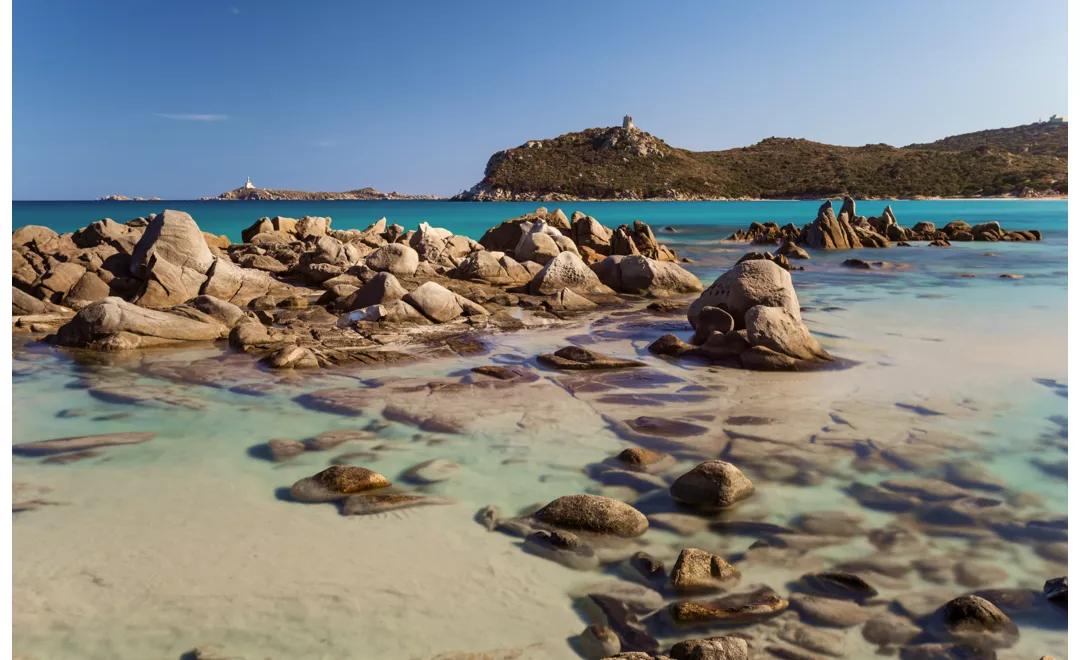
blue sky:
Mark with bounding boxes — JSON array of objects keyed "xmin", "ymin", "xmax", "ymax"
[{"xmin": 14, "ymin": 0, "xmax": 1068, "ymax": 200}]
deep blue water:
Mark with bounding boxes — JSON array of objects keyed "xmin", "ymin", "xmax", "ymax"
[{"xmin": 12, "ymin": 199, "xmax": 1068, "ymax": 243}]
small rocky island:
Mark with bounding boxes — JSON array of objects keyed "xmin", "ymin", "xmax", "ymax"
[
  {"xmin": 206, "ymin": 178, "xmax": 441, "ymax": 201},
  {"xmin": 727, "ymin": 197, "xmax": 1043, "ymax": 258}
]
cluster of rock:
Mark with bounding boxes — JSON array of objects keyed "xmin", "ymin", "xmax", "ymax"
[
  {"xmin": 470, "ymin": 441, "xmax": 1064, "ymax": 660},
  {"xmin": 13, "ymin": 207, "xmax": 701, "ymax": 365},
  {"xmin": 728, "ymin": 197, "xmax": 1043, "ymax": 250},
  {"xmin": 479, "ymin": 207, "xmax": 680, "ymax": 265},
  {"xmin": 648, "ymin": 260, "xmax": 833, "ymax": 371}
]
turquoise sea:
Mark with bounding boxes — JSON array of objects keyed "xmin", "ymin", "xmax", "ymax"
[
  {"xmin": 12, "ymin": 199, "xmax": 1070, "ymax": 659},
  {"xmin": 12, "ymin": 198, "xmax": 1068, "ymax": 242}
]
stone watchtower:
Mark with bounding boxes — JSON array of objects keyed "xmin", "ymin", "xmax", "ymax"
[{"xmin": 622, "ymin": 115, "xmax": 634, "ymax": 130}]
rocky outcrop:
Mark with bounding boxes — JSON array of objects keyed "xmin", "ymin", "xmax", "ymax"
[
  {"xmin": 478, "ymin": 207, "xmax": 570, "ymax": 252},
  {"xmin": 571, "ymin": 213, "xmax": 614, "ymax": 254},
  {"xmin": 727, "ymin": 199, "xmax": 1043, "ymax": 250},
  {"xmin": 802, "ymin": 201, "xmax": 862, "ymax": 249}
]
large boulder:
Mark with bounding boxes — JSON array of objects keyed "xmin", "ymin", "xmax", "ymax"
[
  {"xmin": 593, "ymin": 255, "xmax": 702, "ymax": 297},
  {"xmin": 687, "ymin": 260, "xmax": 801, "ymax": 330},
  {"xmin": 200, "ymin": 257, "xmax": 278, "ymax": 307},
  {"xmin": 295, "ymin": 216, "xmax": 331, "ymax": 238},
  {"xmin": 172, "ymin": 295, "xmax": 247, "ymax": 328},
  {"xmin": 72, "ymin": 218, "xmax": 144, "ymax": 254},
  {"xmin": 409, "ymin": 222, "xmax": 474, "ymax": 266},
  {"xmin": 32, "ymin": 262, "xmax": 87, "ymax": 303},
  {"xmin": 514, "ymin": 219, "xmax": 575, "ymax": 264},
  {"xmin": 479, "ymin": 208, "xmax": 570, "ymax": 253},
  {"xmin": 745, "ymin": 305, "xmax": 829, "ymax": 362},
  {"xmin": 13, "ymin": 286, "xmax": 67, "ymax": 316},
  {"xmin": 12, "ymin": 225, "xmax": 59, "ymax": 252},
  {"xmin": 342, "ymin": 272, "xmax": 409, "ymax": 311},
  {"xmin": 570, "ymin": 215, "xmax": 614, "ymax": 254},
  {"xmin": 130, "ymin": 210, "xmax": 215, "ymax": 278},
  {"xmin": 365, "ymin": 243, "xmax": 419, "ymax": 277},
  {"xmin": 131, "ymin": 254, "xmax": 208, "ymax": 308},
  {"xmin": 452, "ymin": 251, "xmax": 533, "ymax": 286},
  {"xmin": 403, "ymin": 281, "xmax": 464, "ymax": 323},
  {"xmin": 63, "ymin": 271, "xmax": 112, "ymax": 305},
  {"xmin": 533, "ymin": 494, "xmax": 648, "ymax": 537},
  {"xmin": 307, "ymin": 235, "xmax": 365, "ymax": 266},
  {"xmin": 54, "ymin": 297, "xmax": 224, "ymax": 350},
  {"xmin": 529, "ymin": 252, "xmax": 615, "ymax": 296},
  {"xmin": 515, "ymin": 228, "xmax": 561, "ymax": 265},
  {"xmin": 802, "ymin": 201, "xmax": 862, "ymax": 249},
  {"xmin": 241, "ymin": 216, "xmax": 298, "ymax": 243}
]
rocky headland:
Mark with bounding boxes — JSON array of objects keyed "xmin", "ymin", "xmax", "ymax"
[{"xmin": 452, "ymin": 121, "xmax": 1067, "ymax": 201}]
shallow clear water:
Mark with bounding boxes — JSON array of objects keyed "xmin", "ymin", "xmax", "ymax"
[{"xmin": 12, "ymin": 201, "xmax": 1068, "ymax": 659}]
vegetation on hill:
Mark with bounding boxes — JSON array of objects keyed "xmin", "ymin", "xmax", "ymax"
[
  {"xmin": 454, "ymin": 124, "xmax": 1067, "ymax": 201},
  {"xmin": 905, "ymin": 121, "xmax": 1068, "ymax": 158}
]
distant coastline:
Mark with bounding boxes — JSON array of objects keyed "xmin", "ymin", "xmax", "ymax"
[{"xmin": 202, "ymin": 185, "xmax": 442, "ymax": 201}]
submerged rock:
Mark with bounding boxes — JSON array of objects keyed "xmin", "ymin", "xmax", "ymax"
[
  {"xmin": 340, "ymin": 493, "xmax": 454, "ymax": 516},
  {"xmin": 524, "ymin": 529, "xmax": 599, "ymax": 570},
  {"xmin": 863, "ymin": 612, "xmax": 922, "ymax": 647},
  {"xmin": 533, "ymin": 494, "xmax": 648, "ymax": 537},
  {"xmin": 267, "ymin": 438, "xmax": 305, "ymax": 462},
  {"xmin": 13, "ymin": 431, "xmax": 155, "ymax": 456},
  {"xmin": 668, "ymin": 636, "xmax": 748, "ymax": 660},
  {"xmin": 401, "ymin": 458, "xmax": 460, "ymax": 484},
  {"xmin": 670, "ymin": 548, "xmax": 740, "ymax": 595},
  {"xmin": 537, "ymin": 346, "xmax": 645, "ymax": 370},
  {"xmin": 579, "ymin": 624, "xmax": 621, "ymax": 659},
  {"xmin": 289, "ymin": 466, "xmax": 390, "ymax": 502},
  {"xmin": 608, "ymin": 447, "xmax": 675, "ymax": 474},
  {"xmin": 788, "ymin": 593, "xmax": 871, "ymax": 628},
  {"xmin": 669, "ymin": 586, "xmax": 788, "ymax": 625},
  {"xmin": 648, "ymin": 333, "xmax": 696, "ymax": 357},
  {"xmin": 799, "ymin": 571, "xmax": 878, "ymax": 602},
  {"xmin": 928, "ymin": 595, "xmax": 1018, "ymax": 648},
  {"xmin": 670, "ymin": 461, "xmax": 754, "ymax": 509},
  {"xmin": 1044, "ymin": 576, "xmax": 1067, "ymax": 608}
]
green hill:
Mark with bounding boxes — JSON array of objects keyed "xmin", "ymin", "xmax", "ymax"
[
  {"xmin": 906, "ymin": 121, "xmax": 1068, "ymax": 158},
  {"xmin": 453, "ymin": 123, "xmax": 1067, "ymax": 201}
]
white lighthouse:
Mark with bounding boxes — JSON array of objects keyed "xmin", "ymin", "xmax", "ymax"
[{"xmin": 244, "ymin": 176, "xmax": 255, "ymax": 190}]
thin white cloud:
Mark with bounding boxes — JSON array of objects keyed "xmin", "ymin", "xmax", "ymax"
[
  {"xmin": 154, "ymin": 113, "xmax": 229, "ymax": 122},
  {"xmin": 230, "ymin": 6, "xmax": 240, "ymax": 14}
]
